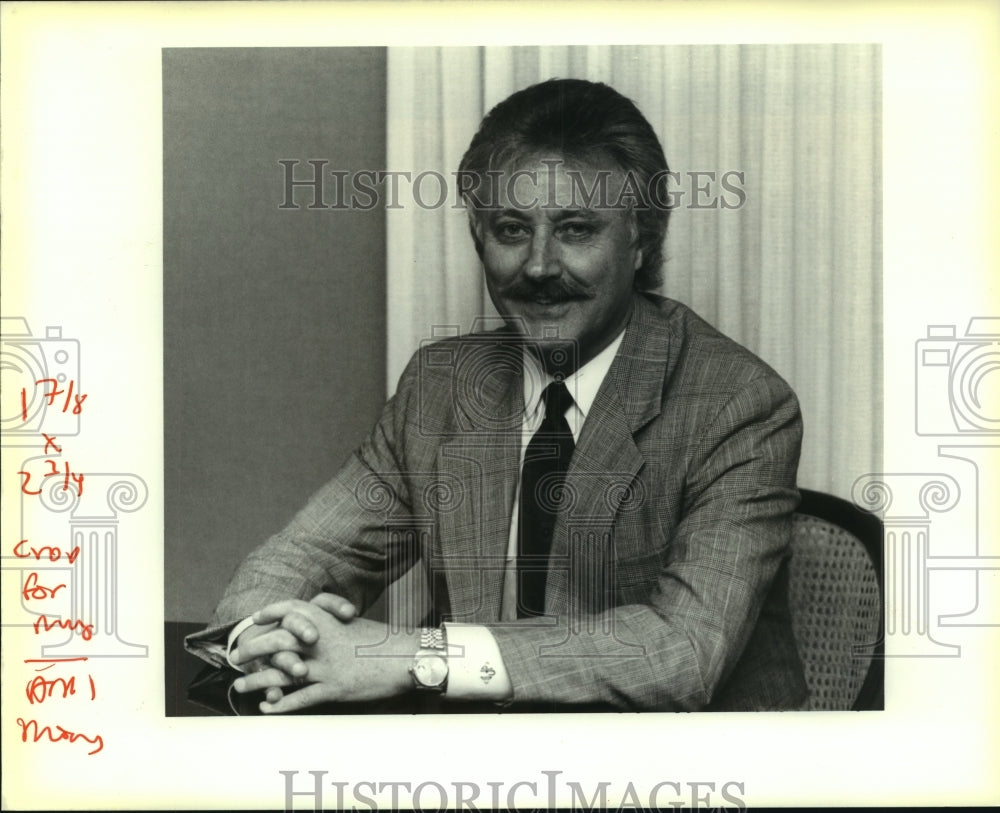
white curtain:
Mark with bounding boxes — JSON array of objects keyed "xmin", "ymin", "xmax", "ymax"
[{"xmin": 386, "ymin": 45, "xmax": 881, "ymax": 501}]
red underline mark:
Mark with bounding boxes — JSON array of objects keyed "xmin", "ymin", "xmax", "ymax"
[{"xmin": 24, "ymin": 657, "xmax": 89, "ymax": 663}]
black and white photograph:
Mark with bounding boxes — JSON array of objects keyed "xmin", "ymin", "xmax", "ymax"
[{"xmin": 164, "ymin": 45, "xmax": 883, "ymax": 718}]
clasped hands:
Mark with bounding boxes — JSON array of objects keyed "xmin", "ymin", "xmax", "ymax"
[{"xmin": 230, "ymin": 593, "xmax": 418, "ymax": 713}]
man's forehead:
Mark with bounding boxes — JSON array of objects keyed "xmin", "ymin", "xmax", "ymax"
[{"xmin": 487, "ymin": 154, "xmax": 632, "ymax": 213}]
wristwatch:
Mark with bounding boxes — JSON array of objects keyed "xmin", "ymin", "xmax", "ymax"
[{"xmin": 409, "ymin": 627, "xmax": 449, "ymax": 692}]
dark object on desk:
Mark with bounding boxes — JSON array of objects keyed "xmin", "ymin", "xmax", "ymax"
[
  {"xmin": 166, "ymin": 621, "xmax": 229, "ymax": 716},
  {"xmin": 186, "ymin": 662, "xmax": 242, "ymax": 715},
  {"xmin": 789, "ymin": 488, "xmax": 885, "ymax": 711}
]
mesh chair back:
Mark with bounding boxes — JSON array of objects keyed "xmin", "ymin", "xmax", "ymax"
[{"xmin": 789, "ymin": 494, "xmax": 883, "ymax": 711}]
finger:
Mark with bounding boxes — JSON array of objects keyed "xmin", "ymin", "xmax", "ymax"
[
  {"xmin": 235, "ymin": 620, "xmax": 277, "ymax": 647},
  {"xmin": 232, "ymin": 629, "xmax": 303, "ymax": 664},
  {"xmin": 271, "ymin": 649, "xmax": 309, "ymax": 678},
  {"xmin": 310, "ymin": 592, "xmax": 357, "ymax": 620},
  {"xmin": 233, "ymin": 668, "xmax": 294, "ymax": 694},
  {"xmin": 279, "ymin": 611, "xmax": 319, "ymax": 646},
  {"xmin": 260, "ymin": 683, "xmax": 329, "ymax": 715},
  {"xmin": 265, "ymin": 687, "xmax": 284, "ymax": 704},
  {"xmin": 238, "ymin": 655, "xmax": 273, "ymax": 675},
  {"xmin": 252, "ymin": 599, "xmax": 314, "ymax": 626}
]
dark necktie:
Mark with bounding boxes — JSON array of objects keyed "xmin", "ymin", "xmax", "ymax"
[{"xmin": 517, "ymin": 380, "xmax": 576, "ymax": 617}]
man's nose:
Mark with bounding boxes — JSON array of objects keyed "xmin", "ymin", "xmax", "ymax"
[{"xmin": 523, "ymin": 230, "xmax": 560, "ymax": 279}]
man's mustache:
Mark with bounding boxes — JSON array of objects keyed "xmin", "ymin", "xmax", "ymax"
[{"xmin": 500, "ymin": 276, "xmax": 595, "ymax": 303}]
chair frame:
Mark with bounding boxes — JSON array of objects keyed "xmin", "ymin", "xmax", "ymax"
[{"xmin": 796, "ymin": 488, "xmax": 885, "ymax": 711}]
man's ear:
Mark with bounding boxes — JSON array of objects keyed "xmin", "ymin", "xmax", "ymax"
[{"xmin": 628, "ymin": 216, "xmax": 642, "ymax": 270}]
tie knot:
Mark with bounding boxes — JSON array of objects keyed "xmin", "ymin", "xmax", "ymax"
[{"xmin": 542, "ymin": 380, "xmax": 574, "ymax": 422}]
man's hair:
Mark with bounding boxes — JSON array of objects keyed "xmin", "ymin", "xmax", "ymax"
[{"xmin": 458, "ymin": 78, "xmax": 670, "ymax": 291}]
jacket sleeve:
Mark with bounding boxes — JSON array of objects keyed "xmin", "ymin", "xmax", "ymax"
[
  {"xmin": 185, "ymin": 358, "xmax": 426, "ymax": 665},
  {"xmin": 486, "ymin": 372, "xmax": 803, "ymax": 710}
]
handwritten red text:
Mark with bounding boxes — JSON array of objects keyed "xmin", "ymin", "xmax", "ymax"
[
  {"xmin": 21, "ymin": 572, "xmax": 67, "ymax": 601},
  {"xmin": 21, "ymin": 378, "xmax": 88, "ymax": 420},
  {"xmin": 13, "ymin": 539, "xmax": 81, "ymax": 564},
  {"xmin": 26, "ymin": 673, "xmax": 97, "ymax": 704},
  {"xmin": 19, "ymin": 455, "xmax": 85, "ymax": 497},
  {"xmin": 33, "ymin": 614, "xmax": 94, "ymax": 640},
  {"xmin": 16, "ymin": 717, "xmax": 104, "ymax": 755}
]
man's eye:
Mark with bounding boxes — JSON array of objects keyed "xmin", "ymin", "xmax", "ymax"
[
  {"xmin": 496, "ymin": 223, "xmax": 528, "ymax": 240},
  {"xmin": 559, "ymin": 222, "xmax": 595, "ymax": 238}
]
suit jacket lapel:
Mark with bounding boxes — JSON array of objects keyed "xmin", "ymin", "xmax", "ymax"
[
  {"xmin": 434, "ymin": 333, "xmax": 523, "ymax": 623},
  {"xmin": 606, "ymin": 294, "xmax": 676, "ymax": 435},
  {"xmin": 546, "ymin": 294, "xmax": 675, "ymax": 614}
]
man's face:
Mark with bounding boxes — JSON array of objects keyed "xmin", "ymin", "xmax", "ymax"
[{"xmin": 471, "ymin": 155, "xmax": 642, "ymax": 371}]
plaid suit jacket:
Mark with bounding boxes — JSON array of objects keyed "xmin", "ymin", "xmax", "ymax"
[{"xmin": 190, "ymin": 293, "xmax": 807, "ymax": 711}]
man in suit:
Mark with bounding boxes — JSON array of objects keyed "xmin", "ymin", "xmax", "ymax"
[{"xmin": 187, "ymin": 78, "xmax": 807, "ymax": 712}]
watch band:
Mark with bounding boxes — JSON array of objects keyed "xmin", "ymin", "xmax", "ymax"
[{"xmin": 420, "ymin": 627, "xmax": 446, "ymax": 651}]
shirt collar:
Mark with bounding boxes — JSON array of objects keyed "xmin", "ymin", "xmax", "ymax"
[{"xmin": 521, "ymin": 328, "xmax": 626, "ymax": 422}]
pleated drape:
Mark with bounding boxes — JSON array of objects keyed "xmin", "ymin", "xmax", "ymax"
[{"xmin": 386, "ymin": 45, "xmax": 881, "ymax": 500}]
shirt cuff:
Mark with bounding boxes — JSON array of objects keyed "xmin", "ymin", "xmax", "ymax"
[
  {"xmin": 443, "ymin": 623, "xmax": 512, "ymax": 700},
  {"xmin": 226, "ymin": 616, "xmax": 257, "ymax": 672}
]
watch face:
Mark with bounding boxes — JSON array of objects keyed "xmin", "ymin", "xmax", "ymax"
[{"xmin": 413, "ymin": 653, "xmax": 448, "ymax": 688}]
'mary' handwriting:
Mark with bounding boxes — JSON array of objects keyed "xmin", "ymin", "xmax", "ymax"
[{"xmin": 16, "ymin": 717, "xmax": 104, "ymax": 755}]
